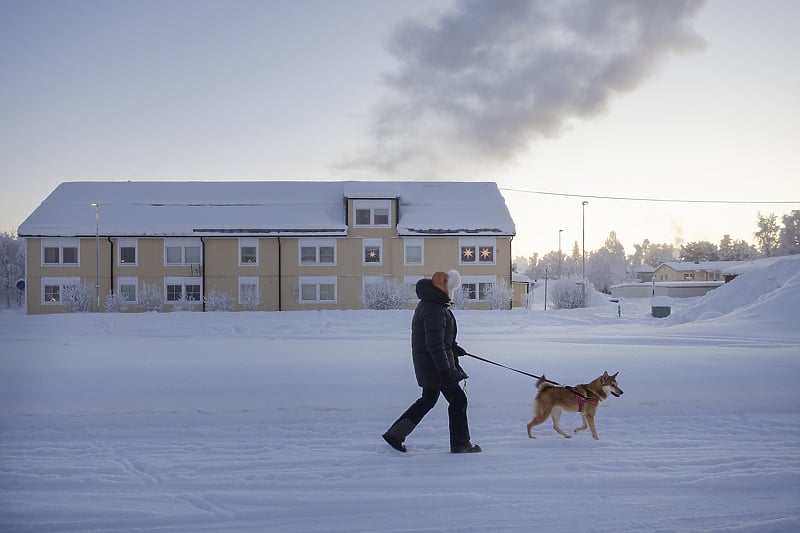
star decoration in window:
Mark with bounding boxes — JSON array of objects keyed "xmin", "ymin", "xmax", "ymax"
[
  {"xmin": 462, "ymin": 248, "xmax": 474, "ymax": 259},
  {"xmin": 480, "ymin": 248, "xmax": 493, "ymax": 260}
]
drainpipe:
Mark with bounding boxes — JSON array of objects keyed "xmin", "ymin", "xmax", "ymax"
[
  {"xmin": 107, "ymin": 237, "xmax": 114, "ymax": 295},
  {"xmin": 200, "ymin": 237, "xmax": 206, "ymax": 312},
  {"xmin": 277, "ymin": 237, "xmax": 282, "ymax": 311}
]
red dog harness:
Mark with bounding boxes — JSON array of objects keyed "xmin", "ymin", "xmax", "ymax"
[{"xmin": 567, "ymin": 386, "xmax": 599, "ymax": 412}]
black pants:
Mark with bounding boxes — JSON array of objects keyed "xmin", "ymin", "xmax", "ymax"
[{"xmin": 395, "ymin": 384, "xmax": 470, "ymax": 447}]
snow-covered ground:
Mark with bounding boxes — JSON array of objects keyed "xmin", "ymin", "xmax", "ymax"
[{"xmin": 2, "ymin": 256, "xmax": 799, "ymax": 532}]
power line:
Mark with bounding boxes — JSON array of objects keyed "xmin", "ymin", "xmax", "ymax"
[{"xmin": 498, "ymin": 187, "xmax": 799, "ymax": 205}]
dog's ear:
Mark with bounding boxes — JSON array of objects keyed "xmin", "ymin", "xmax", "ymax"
[
  {"xmin": 612, "ymin": 371, "xmax": 619, "ymax": 378},
  {"xmin": 603, "ymin": 371, "xmax": 609, "ymax": 378}
]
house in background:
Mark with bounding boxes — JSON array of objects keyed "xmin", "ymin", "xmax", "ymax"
[{"xmin": 18, "ymin": 181, "xmax": 516, "ymax": 314}]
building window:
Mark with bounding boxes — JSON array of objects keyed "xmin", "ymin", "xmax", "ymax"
[
  {"xmin": 684, "ymin": 273, "xmax": 695, "ymax": 280},
  {"xmin": 42, "ymin": 239, "xmax": 79, "ymax": 266},
  {"xmin": 363, "ymin": 239, "xmax": 382, "ymax": 265},
  {"xmin": 239, "ymin": 238, "xmax": 258, "ymax": 265},
  {"xmin": 118, "ymin": 239, "xmax": 137, "ymax": 265},
  {"xmin": 353, "ymin": 200, "xmax": 391, "ymax": 227},
  {"xmin": 165, "ymin": 277, "xmax": 202, "ymax": 302},
  {"xmin": 164, "ymin": 238, "xmax": 202, "ymax": 266},
  {"xmin": 118, "ymin": 277, "xmax": 138, "ymax": 304},
  {"xmin": 460, "ymin": 275, "xmax": 496, "ymax": 302},
  {"xmin": 404, "ymin": 238, "xmax": 424, "ymax": 265},
  {"xmin": 459, "ymin": 238, "xmax": 496, "ymax": 265},
  {"xmin": 299, "ymin": 238, "xmax": 336, "ymax": 265},
  {"xmin": 299, "ymin": 276, "xmax": 337, "ymax": 303},
  {"xmin": 41, "ymin": 277, "xmax": 80, "ymax": 304},
  {"xmin": 238, "ymin": 277, "xmax": 260, "ymax": 308}
]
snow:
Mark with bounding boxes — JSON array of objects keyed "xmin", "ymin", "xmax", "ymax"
[
  {"xmin": 1, "ymin": 258, "xmax": 799, "ymax": 532},
  {"xmin": 17, "ymin": 181, "xmax": 516, "ymax": 238}
]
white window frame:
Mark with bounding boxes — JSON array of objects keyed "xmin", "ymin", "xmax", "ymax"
[
  {"xmin": 238, "ymin": 276, "xmax": 259, "ymax": 304},
  {"xmin": 298, "ymin": 276, "xmax": 337, "ymax": 304},
  {"xmin": 42, "ymin": 238, "xmax": 80, "ymax": 266},
  {"xmin": 460, "ymin": 275, "xmax": 497, "ymax": 302},
  {"xmin": 164, "ymin": 238, "xmax": 202, "ymax": 266},
  {"xmin": 164, "ymin": 276, "xmax": 203, "ymax": 303},
  {"xmin": 41, "ymin": 276, "xmax": 80, "ymax": 305},
  {"xmin": 403, "ymin": 238, "xmax": 424, "ymax": 265},
  {"xmin": 299, "ymin": 238, "xmax": 336, "ymax": 266},
  {"xmin": 239, "ymin": 238, "xmax": 258, "ymax": 266},
  {"xmin": 117, "ymin": 276, "xmax": 138, "ymax": 304},
  {"xmin": 459, "ymin": 237, "xmax": 496, "ymax": 265},
  {"xmin": 363, "ymin": 238, "xmax": 383, "ymax": 266},
  {"xmin": 118, "ymin": 238, "xmax": 138, "ymax": 266},
  {"xmin": 353, "ymin": 200, "xmax": 391, "ymax": 227}
]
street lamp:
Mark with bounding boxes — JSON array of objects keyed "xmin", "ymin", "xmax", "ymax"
[
  {"xmin": 558, "ymin": 229, "xmax": 563, "ymax": 279},
  {"xmin": 581, "ymin": 201, "xmax": 588, "ymax": 303},
  {"xmin": 90, "ymin": 203, "xmax": 99, "ymax": 312}
]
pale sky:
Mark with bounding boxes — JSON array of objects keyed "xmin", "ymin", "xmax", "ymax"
[{"xmin": 2, "ymin": 0, "xmax": 798, "ymax": 259}]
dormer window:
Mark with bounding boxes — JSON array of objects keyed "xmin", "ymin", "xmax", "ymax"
[{"xmin": 353, "ymin": 200, "xmax": 391, "ymax": 227}]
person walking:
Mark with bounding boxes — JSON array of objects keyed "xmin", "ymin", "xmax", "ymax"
[{"xmin": 382, "ymin": 270, "xmax": 481, "ymax": 454}]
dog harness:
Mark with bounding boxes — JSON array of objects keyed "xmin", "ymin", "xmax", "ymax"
[{"xmin": 568, "ymin": 386, "xmax": 599, "ymax": 412}]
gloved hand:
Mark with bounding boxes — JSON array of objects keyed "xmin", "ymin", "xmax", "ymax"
[
  {"xmin": 452, "ymin": 345, "xmax": 467, "ymax": 358},
  {"xmin": 455, "ymin": 362, "xmax": 469, "ymax": 381},
  {"xmin": 439, "ymin": 367, "xmax": 463, "ymax": 387}
]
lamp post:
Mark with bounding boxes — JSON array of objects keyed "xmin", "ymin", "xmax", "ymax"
[
  {"xmin": 90, "ymin": 203, "xmax": 99, "ymax": 312},
  {"xmin": 581, "ymin": 201, "xmax": 588, "ymax": 303},
  {"xmin": 558, "ymin": 229, "xmax": 563, "ymax": 279}
]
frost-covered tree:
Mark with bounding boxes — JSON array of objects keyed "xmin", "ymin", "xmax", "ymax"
[
  {"xmin": 642, "ymin": 242, "xmax": 676, "ymax": 267},
  {"xmin": 718, "ymin": 235, "xmax": 758, "ymax": 261},
  {"xmin": 61, "ymin": 283, "xmax": 93, "ymax": 312},
  {"xmin": 586, "ymin": 232, "xmax": 628, "ymax": 293},
  {"xmin": 679, "ymin": 241, "xmax": 719, "ymax": 262},
  {"xmin": 104, "ymin": 291, "xmax": 128, "ymax": 312},
  {"xmin": 484, "ymin": 280, "xmax": 513, "ymax": 310},
  {"xmin": 362, "ymin": 279, "xmax": 415, "ymax": 310},
  {"xmin": 140, "ymin": 282, "xmax": 164, "ymax": 312},
  {"xmin": 0, "ymin": 232, "xmax": 25, "ymax": 309},
  {"xmin": 755, "ymin": 212, "xmax": 780, "ymax": 257},
  {"xmin": 239, "ymin": 284, "xmax": 260, "ymax": 311},
  {"xmin": 205, "ymin": 288, "xmax": 234, "ymax": 311},
  {"xmin": 549, "ymin": 279, "xmax": 586, "ymax": 309},
  {"xmin": 778, "ymin": 210, "xmax": 800, "ymax": 255}
]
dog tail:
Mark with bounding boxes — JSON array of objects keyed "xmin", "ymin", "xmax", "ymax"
[{"xmin": 536, "ymin": 375, "xmax": 553, "ymax": 391}]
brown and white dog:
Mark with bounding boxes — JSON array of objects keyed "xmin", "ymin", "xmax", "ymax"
[{"xmin": 526, "ymin": 372, "xmax": 623, "ymax": 440}]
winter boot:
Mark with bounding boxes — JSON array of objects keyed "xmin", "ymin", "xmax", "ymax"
[
  {"xmin": 382, "ymin": 418, "xmax": 416, "ymax": 453},
  {"xmin": 450, "ymin": 442, "xmax": 482, "ymax": 454}
]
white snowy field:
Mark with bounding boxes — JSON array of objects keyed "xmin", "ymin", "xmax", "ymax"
[{"xmin": 1, "ymin": 258, "xmax": 800, "ymax": 533}]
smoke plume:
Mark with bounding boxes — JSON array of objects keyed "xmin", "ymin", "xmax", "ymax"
[{"xmin": 345, "ymin": 0, "xmax": 706, "ymax": 177}]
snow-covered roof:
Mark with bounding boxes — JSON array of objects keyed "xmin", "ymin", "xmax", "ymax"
[
  {"xmin": 657, "ymin": 261, "xmax": 745, "ymax": 272},
  {"xmin": 18, "ymin": 181, "xmax": 516, "ymax": 238}
]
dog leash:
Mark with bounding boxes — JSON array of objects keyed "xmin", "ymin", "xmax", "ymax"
[
  {"xmin": 464, "ymin": 352, "xmax": 560, "ymax": 385},
  {"xmin": 464, "ymin": 352, "xmax": 593, "ymax": 400}
]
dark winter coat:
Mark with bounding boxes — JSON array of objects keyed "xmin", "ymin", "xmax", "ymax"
[{"xmin": 411, "ymin": 278, "xmax": 466, "ymax": 388}]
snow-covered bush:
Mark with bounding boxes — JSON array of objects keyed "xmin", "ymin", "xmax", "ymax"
[
  {"xmin": 362, "ymin": 280, "xmax": 414, "ymax": 310},
  {"xmin": 173, "ymin": 293, "xmax": 196, "ymax": 312},
  {"xmin": 239, "ymin": 285, "xmax": 260, "ymax": 311},
  {"xmin": 205, "ymin": 289, "xmax": 234, "ymax": 311},
  {"xmin": 104, "ymin": 291, "xmax": 128, "ymax": 312},
  {"xmin": 549, "ymin": 279, "xmax": 589, "ymax": 309},
  {"xmin": 139, "ymin": 282, "xmax": 163, "ymax": 312},
  {"xmin": 485, "ymin": 280, "xmax": 513, "ymax": 310},
  {"xmin": 61, "ymin": 283, "xmax": 93, "ymax": 313}
]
